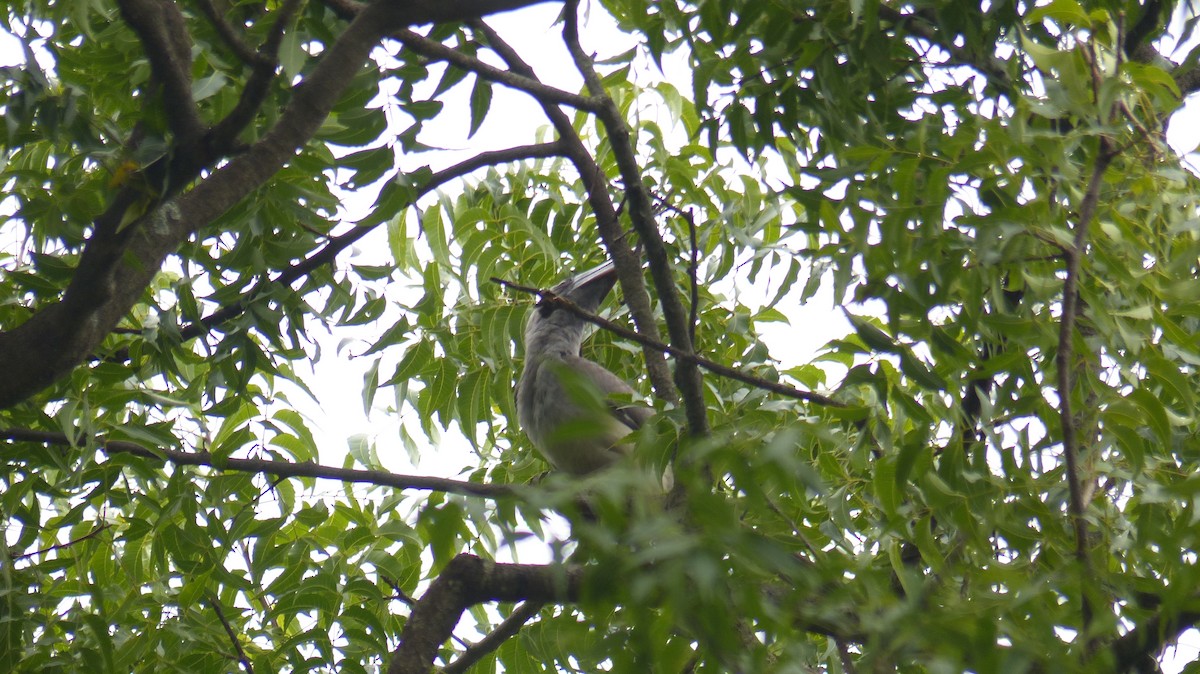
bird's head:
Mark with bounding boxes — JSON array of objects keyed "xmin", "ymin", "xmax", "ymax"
[{"xmin": 523, "ymin": 259, "xmax": 618, "ymax": 358}]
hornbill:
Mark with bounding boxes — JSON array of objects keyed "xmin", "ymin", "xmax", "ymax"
[{"xmin": 516, "ymin": 259, "xmax": 652, "ymax": 475}]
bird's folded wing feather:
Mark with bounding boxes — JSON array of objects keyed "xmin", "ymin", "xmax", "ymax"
[{"xmin": 562, "ymin": 355, "xmax": 653, "ymax": 431}]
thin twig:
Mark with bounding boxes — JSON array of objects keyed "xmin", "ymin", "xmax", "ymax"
[
  {"xmin": 492, "ymin": 277, "xmax": 843, "ymax": 407},
  {"xmin": 168, "ymin": 142, "xmax": 565, "ymax": 347},
  {"xmin": 380, "ymin": 575, "xmax": 416, "ymax": 605},
  {"xmin": 394, "ymin": 29, "xmax": 600, "ymax": 112},
  {"xmin": 209, "ymin": 594, "xmax": 255, "ymax": 674},
  {"xmin": 9, "ymin": 524, "xmax": 112, "ymax": 561},
  {"xmin": 685, "ymin": 208, "xmax": 699, "ymax": 348},
  {"xmin": 194, "ymin": 0, "xmax": 269, "ymax": 67},
  {"xmin": 1055, "ymin": 140, "xmax": 1116, "ymax": 640},
  {"xmin": 0, "ymin": 428, "xmax": 514, "ymax": 499}
]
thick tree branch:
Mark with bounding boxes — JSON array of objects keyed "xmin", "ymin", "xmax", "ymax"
[
  {"xmin": 492, "ymin": 276, "xmax": 843, "ymax": 407},
  {"xmin": 1122, "ymin": 0, "xmax": 1165, "ymax": 59},
  {"xmin": 471, "ymin": 19, "xmax": 677, "ymax": 403},
  {"xmin": 563, "ymin": 0, "xmax": 708, "ymax": 435},
  {"xmin": 0, "ymin": 427, "xmax": 514, "ymax": 499},
  {"xmin": 0, "ymin": 0, "xmax": 551, "ymax": 410},
  {"xmin": 388, "ymin": 554, "xmax": 581, "ymax": 674},
  {"xmin": 318, "ymin": 0, "xmax": 364, "ymax": 20},
  {"xmin": 0, "ymin": 2, "xmax": 392, "ymax": 408},
  {"xmin": 1174, "ymin": 56, "xmax": 1200, "ymax": 96},
  {"xmin": 118, "ymin": 0, "xmax": 206, "ymax": 145},
  {"xmin": 394, "ymin": 29, "xmax": 600, "ymax": 112}
]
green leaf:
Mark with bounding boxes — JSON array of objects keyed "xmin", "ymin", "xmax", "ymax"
[
  {"xmin": 210, "ymin": 401, "xmax": 256, "ymax": 461},
  {"xmin": 1127, "ymin": 388, "xmax": 1171, "ymax": 443},
  {"xmin": 844, "ymin": 311, "xmax": 899, "ymax": 353},
  {"xmin": 362, "ymin": 357, "xmax": 381, "ymax": 414},
  {"xmin": 899, "ymin": 350, "xmax": 946, "ymax": 391},
  {"xmin": 467, "ymin": 76, "xmax": 493, "ymax": 139},
  {"xmin": 1025, "ymin": 0, "xmax": 1091, "ymax": 27},
  {"xmin": 347, "ymin": 434, "xmax": 379, "ymax": 469}
]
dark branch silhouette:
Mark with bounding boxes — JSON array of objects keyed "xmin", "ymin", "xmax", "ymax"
[
  {"xmin": 0, "ymin": 0, "xmax": 553, "ymax": 410},
  {"xmin": 0, "ymin": 427, "xmax": 513, "ymax": 499},
  {"xmin": 388, "ymin": 554, "xmax": 582, "ymax": 674},
  {"xmin": 562, "ymin": 0, "xmax": 709, "ymax": 436},
  {"xmin": 492, "ymin": 276, "xmax": 843, "ymax": 407}
]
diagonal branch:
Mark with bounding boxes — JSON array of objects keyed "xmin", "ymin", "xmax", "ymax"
[
  {"xmin": 0, "ymin": 427, "xmax": 514, "ymax": 500},
  {"xmin": 388, "ymin": 553, "xmax": 582, "ymax": 674},
  {"xmin": 394, "ymin": 28, "xmax": 600, "ymax": 112},
  {"xmin": 443, "ymin": 601, "xmax": 544, "ymax": 674},
  {"xmin": 0, "ymin": 0, "xmax": 551, "ymax": 411},
  {"xmin": 118, "ymin": 0, "xmax": 206, "ymax": 145},
  {"xmin": 492, "ymin": 276, "xmax": 843, "ymax": 407},
  {"xmin": 175, "ymin": 141, "xmax": 566, "ymax": 345},
  {"xmin": 8, "ymin": 524, "xmax": 112, "ymax": 561},
  {"xmin": 208, "ymin": 0, "xmax": 304, "ymax": 151},
  {"xmin": 562, "ymin": 0, "xmax": 708, "ymax": 435},
  {"xmin": 194, "ymin": 0, "xmax": 272, "ymax": 68},
  {"xmin": 470, "ymin": 19, "xmax": 677, "ymax": 403},
  {"xmin": 209, "ymin": 595, "xmax": 255, "ymax": 674}
]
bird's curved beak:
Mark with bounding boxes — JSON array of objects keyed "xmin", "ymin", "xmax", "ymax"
[
  {"xmin": 544, "ymin": 259, "xmax": 618, "ymax": 312},
  {"xmin": 569, "ymin": 259, "xmax": 616, "ymax": 291}
]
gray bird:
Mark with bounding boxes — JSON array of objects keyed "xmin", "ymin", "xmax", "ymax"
[{"xmin": 517, "ymin": 259, "xmax": 652, "ymax": 475}]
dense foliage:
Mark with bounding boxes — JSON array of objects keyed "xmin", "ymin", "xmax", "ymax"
[{"xmin": 2, "ymin": 0, "xmax": 1200, "ymax": 672}]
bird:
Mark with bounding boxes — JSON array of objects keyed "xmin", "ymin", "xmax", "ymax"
[{"xmin": 516, "ymin": 259, "xmax": 652, "ymax": 476}]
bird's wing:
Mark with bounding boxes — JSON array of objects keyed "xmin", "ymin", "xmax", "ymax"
[{"xmin": 561, "ymin": 355, "xmax": 653, "ymax": 431}]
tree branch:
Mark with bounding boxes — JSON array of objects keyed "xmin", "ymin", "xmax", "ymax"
[
  {"xmin": 209, "ymin": 595, "xmax": 255, "ymax": 674},
  {"xmin": 562, "ymin": 0, "xmax": 708, "ymax": 435},
  {"xmin": 394, "ymin": 28, "xmax": 600, "ymax": 112},
  {"xmin": 0, "ymin": 0, "xmax": 551, "ymax": 411},
  {"xmin": 1111, "ymin": 603, "xmax": 1200, "ymax": 673},
  {"xmin": 174, "ymin": 141, "xmax": 565, "ymax": 345},
  {"xmin": 471, "ymin": 19, "xmax": 678, "ymax": 404},
  {"xmin": 491, "ymin": 276, "xmax": 843, "ymax": 407},
  {"xmin": 118, "ymin": 0, "xmax": 206, "ymax": 145},
  {"xmin": 194, "ymin": 0, "xmax": 272, "ymax": 68},
  {"xmin": 388, "ymin": 554, "xmax": 581, "ymax": 674},
  {"xmin": 0, "ymin": 427, "xmax": 514, "ymax": 499},
  {"xmin": 1055, "ymin": 140, "xmax": 1116, "ymax": 639},
  {"xmin": 207, "ymin": 0, "xmax": 304, "ymax": 151},
  {"xmin": 8, "ymin": 524, "xmax": 112, "ymax": 561},
  {"xmin": 443, "ymin": 601, "xmax": 544, "ymax": 674}
]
